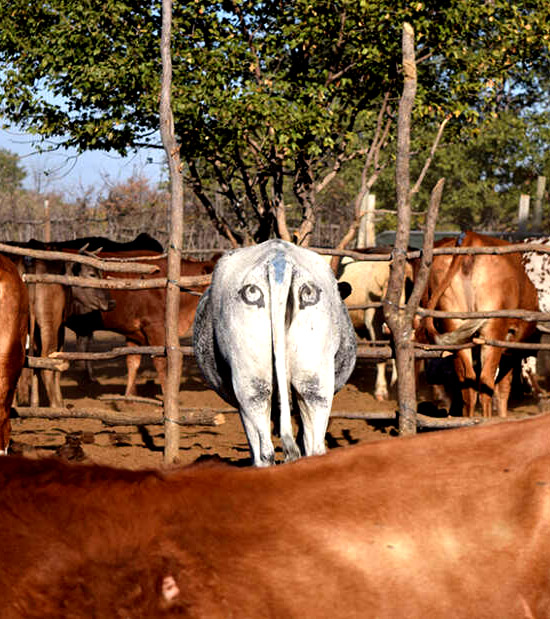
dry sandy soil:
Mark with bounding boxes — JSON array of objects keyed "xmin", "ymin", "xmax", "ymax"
[{"xmin": 9, "ymin": 331, "xmax": 544, "ymax": 470}]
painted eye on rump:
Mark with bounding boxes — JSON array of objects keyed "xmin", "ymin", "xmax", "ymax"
[
  {"xmin": 298, "ymin": 282, "xmax": 321, "ymax": 309},
  {"xmin": 239, "ymin": 284, "xmax": 265, "ymax": 308}
]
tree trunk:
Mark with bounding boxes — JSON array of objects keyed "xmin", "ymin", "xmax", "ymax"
[{"xmin": 384, "ymin": 22, "xmax": 419, "ymax": 436}]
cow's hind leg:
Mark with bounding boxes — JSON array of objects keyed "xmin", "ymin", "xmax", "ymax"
[
  {"xmin": 233, "ymin": 377, "xmax": 275, "ymax": 466},
  {"xmin": 293, "ymin": 369, "xmax": 334, "ymax": 458},
  {"xmin": 374, "ymin": 361, "xmax": 389, "ymax": 401},
  {"xmin": 364, "ymin": 307, "xmax": 389, "ymax": 401},
  {"xmin": 239, "ymin": 404, "xmax": 275, "ymax": 467},
  {"xmin": 124, "ymin": 341, "xmax": 142, "ymax": 397},
  {"xmin": 76, "ymin": 334, "xmax": 97, "ymax": 383},
  {"xmin": 494, "ymin": 364, "xmax": 514, "ymax": 418},
  {"xmin": 479, "ymin": 344, "xmax": 506, "ymax": 418},
  {"xmin": 454, "ymin": 348, "xmax": 477, "ymax": 416},
  {"xmin": 40, "ymin": 324, "xmax": 64, "ymax": 408},
  {"xmin": 0, "ymin": 406, "xmax": 10, "ymax": 454}
]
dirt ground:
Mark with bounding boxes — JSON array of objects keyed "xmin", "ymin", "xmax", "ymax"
[{"xmin": 9, "ymin": 330, "xmax": 544, "ymax": 470}]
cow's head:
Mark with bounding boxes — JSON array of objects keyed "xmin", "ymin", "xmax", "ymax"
[{"xmin": 67, "ymin": 261, "xmax": 115, "ymax": 315}]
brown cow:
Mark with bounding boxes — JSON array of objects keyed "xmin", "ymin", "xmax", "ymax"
[
  {"xmin": 0, "ymin": 255, "xmax": 28, "ymax": 452},
  {"xmin": 4, "ymin": 240, "xmax": 116, "ymax": 407},
  {"xmin": 26, "ymin": 256, "xmax": 114, "ymax": 408},
  {"xmin": 10, "ymin": 235, "xmax": 163, "ymax": 406},
  {"xmin": 68, "ymin": 251, "xmax": 220, "ymax": 396},
  {"xmin": 417, "ymin": 231, "xmax": 539, "ymax": 418},
  {"xmin": 2, "ymin": 413, "xmax": 550, "ymax": 617}
]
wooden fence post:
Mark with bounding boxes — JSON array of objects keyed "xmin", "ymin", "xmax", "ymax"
[
  {"xmin": 384, "ymin": 22, "xmax": 418, "ymax": 436},
  {"xmin": 534, "ymin": 176, "xmax": 546, "ymax": 232},
  {"xmin": 160, "ymin": 0, "xmax": 184, "ymax": 464},
  {"xmin": 518, "ymin": 194, "xmax": 530, "ymax": 235},
  {"xmin": 357, "ymin": 193, "xmax": 376, "ymax": 248},
  {"xmin": 44, "ymin": 199, "xmax": 51, "ymax": 243}
]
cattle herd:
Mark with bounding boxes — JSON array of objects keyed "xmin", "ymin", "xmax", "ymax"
[{"xmin": 2, "ymin": 230, "xmax": 550, "ymax": 616}]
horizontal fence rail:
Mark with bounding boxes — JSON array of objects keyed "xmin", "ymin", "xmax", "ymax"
[{"xmin": 21, "ymin": 273, "xmax": 212, "ymax": 290}]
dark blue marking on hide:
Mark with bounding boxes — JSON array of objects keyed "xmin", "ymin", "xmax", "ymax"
[{"xmin": 271, "ymin": 251, "xmax": 287, "ymax": 283}]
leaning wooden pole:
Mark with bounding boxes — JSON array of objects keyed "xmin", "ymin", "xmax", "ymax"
[{"xmin": 160, "ymin": 0, "xmax": 184, "ymax": 464}]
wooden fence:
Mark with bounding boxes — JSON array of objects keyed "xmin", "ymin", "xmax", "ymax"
[{"xmin": 6, "ymin": 240, "xmax": 550, "ymax": 439}]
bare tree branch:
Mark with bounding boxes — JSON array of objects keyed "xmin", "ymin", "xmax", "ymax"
[
  {"xmin": 229, "ymin": 0, "xmax": 263, "ymax": 84},
  {"xmin": 329, "ymin": 93, "xmax": 392, "ymax": 269},
  {"xmin": 405, "ymin": 177, "xmax": 445, "ymax": 315},
  {"xmin": 187, "ymin": 160, "xmax": 241, "ymax": 247},
  {"xmin": 410, "ymin": 114, "xmax": 450, "ymax": 196}
]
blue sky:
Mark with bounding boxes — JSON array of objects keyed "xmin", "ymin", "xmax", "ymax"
[{"xmin": 0, "ymin": 125, "xmax": 166, "ymax": 197}]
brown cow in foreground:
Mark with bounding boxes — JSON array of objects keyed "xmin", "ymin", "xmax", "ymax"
[
  {"xmin": 0, "ymin": 255, "xmax": 28, "ymax": 452},
  {"xmin": 3, "ymin": 413, "xmax": 550, "ymax": 617},
  {"xmin": 417, "ymin": 231, "xmax": 539, "ymax": 418}
]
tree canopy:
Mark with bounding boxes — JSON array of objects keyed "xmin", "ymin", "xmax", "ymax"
[
  {"xmin": 0, "ymin": 148, "xmax": 26, "ymax": 192},
  {"xmin": 1, "ymin": 1, "xmax": 549, "ymax": 244}
]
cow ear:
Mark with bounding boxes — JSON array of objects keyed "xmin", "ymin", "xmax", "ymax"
[
  {"xmin": 338, "ymin": 282, "xmax": 352, "ymax": 300},
  {"xmin": 67, "ymin": 262, "xmax": 81, "ymax": 276}
]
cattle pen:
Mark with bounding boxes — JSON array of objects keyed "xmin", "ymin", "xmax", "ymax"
[{"xmin": 3, "ymin": 238, "xmax": 550, "ymax": 461}]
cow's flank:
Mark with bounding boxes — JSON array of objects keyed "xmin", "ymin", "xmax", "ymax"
[
  {"xmin": 193, "ymin": 239, "xmax": 357, "ymax": 466},
  {"xmin": 0, "ymin": 255, "xmax": 28, "ymax": 452},
  {"xmin": 2, "ymin": 413, "xmax": 550, "ymax": 617}
]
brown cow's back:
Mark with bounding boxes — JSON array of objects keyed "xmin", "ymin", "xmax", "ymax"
[{"xmin": 2, "ymin": 414, "xmax": 550, "ymax": 617}]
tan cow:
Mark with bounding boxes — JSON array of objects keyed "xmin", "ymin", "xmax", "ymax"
[
  {"xmin": 2, "ymin": 413, "xmax": 550, "ymax": 617},
  {"xmin": 324, "ymin": 248, "xmax": 413, "ymax": 400}
]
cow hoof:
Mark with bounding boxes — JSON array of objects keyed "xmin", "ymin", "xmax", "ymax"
[
  {"xmin": 282, "ymin": 438, "xmax": 301, "ymax": 463},
  {"xmin": 375, "ymin": 392, "xmax": 388, "ymax": 402},
  {"xmin": 256, "ymin": 453, "xmax": 276, "ymax": 467}
]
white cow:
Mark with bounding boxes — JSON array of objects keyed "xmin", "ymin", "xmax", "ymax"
[{"xmin": 193, "ymin": 239, "xmax": 357, "ymax": 466}]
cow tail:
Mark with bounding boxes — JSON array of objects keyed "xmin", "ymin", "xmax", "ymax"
[
  {"xmin": 434, "ymin": 317, "xmax": 487, "ymax": 345},
  {"xmin": 268, "ymin": 251, "xmax": 301, "ymax": 461},
  {"xmin": 424, "ymin": 257, "xmax": 462, "ymax": 342},
  {"xmin": 424, "ymin": 233, "xmax": 482, "ymax": 343}
]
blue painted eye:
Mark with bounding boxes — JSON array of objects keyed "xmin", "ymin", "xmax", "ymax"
[
  {"xmin": 299, "ymin": 283, "xmax": 321, "ymax": 309},
  {"xmin": 239, "ymin": 284, "xmax": 265, "ymax": 308}
]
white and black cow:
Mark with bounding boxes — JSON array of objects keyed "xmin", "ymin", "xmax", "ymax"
[
  {"xmin": 193, "ymin": 239, "xmax": 357, "ymax": 466},
  {"xmin": 520, "ymin": 236, "xmax": 550, "ymax": 394},
  {"xmin": 522, "ymin": 237, "xmax": 550, "ymax": 323}
]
